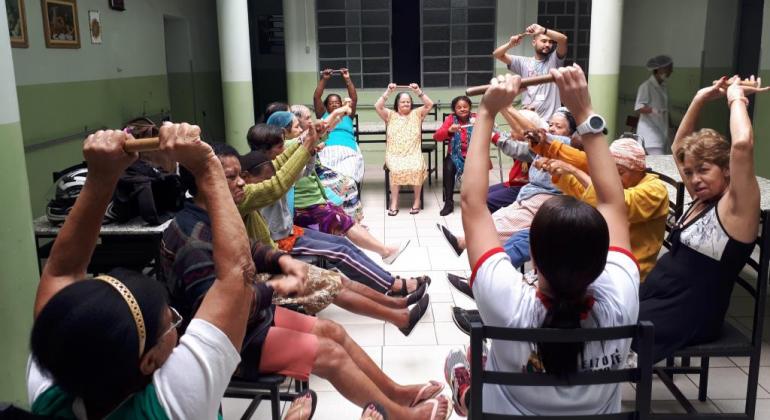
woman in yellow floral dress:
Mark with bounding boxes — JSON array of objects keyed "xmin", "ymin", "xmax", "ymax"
[{"xmin": 375, "ymin": 83, "xmax": 434, "ymax": 215}]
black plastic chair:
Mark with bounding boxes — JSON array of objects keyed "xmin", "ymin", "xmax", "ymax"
[
  {"xmin": 225, "ymin": 375, "xmax": 309, "ymax": 420},
  {"xmin": 469, "ymin": 320, "xmax": 655, "ymax": 419},
  {"xmin": 652, "ymin": 210, "xmax": 770, "ymax": 419}
]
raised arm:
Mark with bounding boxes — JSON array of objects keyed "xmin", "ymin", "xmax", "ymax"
[
  {"xmin": 161, "ymin": 123, "xmax": 256, "ymax": 350},
  {"xmin": 551, "ymin": 65, "xmax": 629, "ymax": 250},
  {"xmin": 313, "ymin": 69, "xmax": 332, "ymax": 118},
  {"xmin": 720, "ymin": 79, "xmax": 762, "ymax": 243},
  {"xmin": 492, "ymin": 35, "xmax": 522, "ymax": 67},
  {"xmin": 410, "ymin": 83, "xmax": 434, "ymax": 120},
  {"xmin": 375, "ymin": 83, "xmax": 395, "ymax": 122},
  {"xmin": 34, "ymin": 131, "xmax": 138, "ymax": 317},
  {"xmin": 341, "ymin": 68, "xmax": 358, "ymax": 115},
  {"xmin": 526, "ymin": 23, "xmax": 568, "ymax": 58},
  {"xmin": 462, "ymin": 74, "xmax": 523, "ymax": 268}
]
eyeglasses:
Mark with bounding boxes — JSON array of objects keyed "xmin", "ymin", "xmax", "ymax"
[{"xmin": 162, "ymin": 306, "xmax": 183, "ymax": 338}]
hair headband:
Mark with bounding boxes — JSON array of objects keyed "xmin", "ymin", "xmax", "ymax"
[{"xmin": 96, "ymin": 275, "xmax": 146, "ymax": 357}]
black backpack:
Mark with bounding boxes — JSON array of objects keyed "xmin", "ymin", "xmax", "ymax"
[{"xmin": 105, "ymin": 160, "xmax": 184, "ymax": 225}]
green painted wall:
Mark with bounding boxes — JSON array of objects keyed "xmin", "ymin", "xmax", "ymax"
[
  {"xmin": 168, "ymin": 71, "xmax": 225, "ymax": 142},
  {"xmin": 17, "ymin": 75, "xmax": 170, "ymax": 216},
  {"xmin": 0, "ymin": 121, "xmax": 38, "ymax": 406},
  {"xmin": 588, "ymin": 73, "xmax": 620, "ymax": 138},
  {"xmin": 222, "ymin": 81, "xmax": 255, "ymax": 153},
  {"xmin": 754, "ymin": 70, "xmax": 770, "ymax": 178}
]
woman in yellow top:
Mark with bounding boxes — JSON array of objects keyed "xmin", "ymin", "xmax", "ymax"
[
  {"xmin": 534, "ymin": 137, "xmax": 669, "ymax": 280},
  {"xmin": 375, "ymin": 83, "xmax": 434, "ymax": 215}
]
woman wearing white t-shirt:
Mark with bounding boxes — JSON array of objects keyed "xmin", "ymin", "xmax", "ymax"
[
  {"xmin": 27, "ymin": 125, "xmax": 264, "ymax": 419},
  {"xmin": 444, "ymin": 67, "xmax": 640, "ymax": 417}
]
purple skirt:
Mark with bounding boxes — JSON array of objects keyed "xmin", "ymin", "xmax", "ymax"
[{"xmin": 294, "ymin": 203, "xmax": 355, "ymax": 236}]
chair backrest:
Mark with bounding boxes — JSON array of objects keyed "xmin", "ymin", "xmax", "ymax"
[
  {"xmin": 737, "ymin": 210, "xmax": 770, "ymax": 351},
  {"xmin": 469, "ymin": 320, "xmax": 654, "ymax": 420},
  {"xmin": 646, "ymin": 169, "xmax": 684, "ymax": 249}
]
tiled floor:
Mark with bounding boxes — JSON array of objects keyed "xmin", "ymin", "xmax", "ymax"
[{"xmin": 222, "ymin": 164, "xmax": 770, "ymax": 419}]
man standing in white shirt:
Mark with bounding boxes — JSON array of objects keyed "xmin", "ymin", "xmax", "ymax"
[
  {"xmin": 635, "ymin": 55, "xmax": 674, "ymax": 155},
  {"xmin": 493, "ymin": 23, "xmax": 569, "ymax": 120}
]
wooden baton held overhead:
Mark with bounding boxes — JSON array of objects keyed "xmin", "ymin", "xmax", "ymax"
[
  {"xmin": 712, "ymin": 78, "xmax": 759, "ymax": 88},
  {"xmin": 124, "ymin": 137, "xmax": 160, "ymax": 153},
  {"xmin": 465, "ymin": 74, "xmax": 555, "ymax": 96}
]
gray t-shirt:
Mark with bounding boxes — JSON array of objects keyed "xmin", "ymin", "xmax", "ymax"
[{"xmin": 507, "ymin": 52, "xmax": 565, "ymax": 120}]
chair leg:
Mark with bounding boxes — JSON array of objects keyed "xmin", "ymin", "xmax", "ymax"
[
  {"xmin": 270, "ymin": 384, "xmax": 281, "ymax": 420},
  {"xmin": 698, "ymin": 357, "xmax": 709, "ymax": 402},
  {"xmin": 427, "ymin": 151, "xmax": 433, "ymax": 186},
  {"xmin": 384, "ymin": 168, "xmax": 390, "ymax": 210}
]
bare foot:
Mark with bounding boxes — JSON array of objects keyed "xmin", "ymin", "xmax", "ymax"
[
  {"xmin": 410, "ymin": 395, "xmax": 450, "ymax": 420},
  {"xmin": 395, "ymin": 381, "xmax": 444, "ymax": 406},
  {"xmin": 284, "ymin": 394, "xmax": 312, "ymax": 420},
  {"xmin": 360, "ymin": 403, "xmax": 385, "ymax": 420}
]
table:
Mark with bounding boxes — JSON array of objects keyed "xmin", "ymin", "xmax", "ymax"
[
  {"xmin": 34, "ymin": 216, "xmax": 171, "ymax": 279},
  {"xmin": 646, "ymin": 155, "xmax": 770, "ymax": 210}
]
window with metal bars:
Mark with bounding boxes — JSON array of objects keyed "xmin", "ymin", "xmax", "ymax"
[
  {"xmin": 316, "ymin": 0, "xmax": 392, "ymax": 89},
  {"xmin": 536, "ymin": 0, "xmax": 592, "ymax": 72},
  {"xmin": 421, "ymin": 0, "xmax": 496, "ymax": 88}
]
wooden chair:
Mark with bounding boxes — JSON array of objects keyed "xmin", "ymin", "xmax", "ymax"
[
  {"xmin": 469, "ymin": 320, "xmax": 655, "ymax": 419},
  {"xmin": 653, "ymin": 210, "xmax": 770, "ymax": 419}
]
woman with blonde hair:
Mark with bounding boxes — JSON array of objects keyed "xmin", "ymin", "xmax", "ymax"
[{"xmin": 637, "ymin": 76, "xmax": 769, "ymax": 360}]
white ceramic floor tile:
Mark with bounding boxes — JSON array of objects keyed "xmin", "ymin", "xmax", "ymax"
[
  {"xmin": 317, "ymin": 304, "xmax": 385, "ymax": 325},
  {"xmin": 712, "ymin": 398, "xmax": 770, "ymax": 417},
  {"xmin": 384, "ymin": 322, "xmax": 438, "ymax": 346},
  {"xmin": 432, "ymin": 302, "xmax": 456, "ymax": 323},
  {"xmin": 650, "ymin": 375, "xmax": 701, "ymax": 401},
  {"xmin": 343, "ymin": 323, "xmax": 385, "ymax": 347},
  {"xmin": 381, "ymin": 344, "xmax": 456, "ymax": 384},
  {"xmin": 380, "ymin": 246, "xmax": 432, "ymax": 272},
  {"xmin": 649, "ymin": 399, "xmax": 721, "ymax": 414},
  {"xmin": 428, "ymin": 247, "xmax": 470, "ymax": 271},
  {"xmin": 307, "ymin": 346, "xmax": 382, "ymax": 393},
  {"xmin": 310, "ymin": 390, "xmax": 366, "ymax": 420},
  {"xmin": 687, "ymin": 366, "xmax": 770, "ymax": 399},
  {"xmin": 435, "ymin": 321, "xmax": 472, "ymax": 345}
]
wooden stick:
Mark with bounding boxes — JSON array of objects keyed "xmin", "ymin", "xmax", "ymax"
[
  {"xmin": 465, "ymin": 74, "xmax": 555, "ymax": 96},
  {"xmin": 319, "ymin": 69, "xmax": 343, "ymax": 75},
  {"xmin": 394, "ymin": 85, "xmax": 414, "ymax": 89},
  {"xmin": 124, "ymin": 137, "xmax": 160, "ymax": 153}
]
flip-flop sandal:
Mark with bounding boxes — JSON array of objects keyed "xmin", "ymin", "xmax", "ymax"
[
  {"xmin": 386, "ymin": 277, "xmax": 409, "ymax": 297},
  {"xmin": 399, "ymin": 294, "xmax": 430, "ymax": 336},
  {"xmin": 360, "ymin": 401, "xmax": 389, "ymax": 420},
  {"xmin": 387, "ymin": 208, "xmax": 399, "ymax": 216},
  {"xmin": 415, "ymin": 275, "xmax": 432, "ymax": 287},
  {"xmin": 382, "ymin": 239, "xmax": 410, "ymax": 264},
  {"xmin": 409, "ymin": 207, "xmax": 421, "ymax": 215},
  {"xmin": 409, "ymin": 379, "xmax": 446, "ymax": 407},
  {"xmin": 419, "ymin": 396, "xmax": 453, "ymax": 420}
]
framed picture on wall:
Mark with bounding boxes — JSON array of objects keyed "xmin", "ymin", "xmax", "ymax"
[
  {"xmin": 6, "ymin": 0, "xmax": 29, "ymax": 48},
  {"xmin": 108, "ymin": 0, "xmax": 124, "ymax": 11},
  {"xmin": 41, "ymin": 0, "xmax": 80, "ymax": 48},
  {"xmin": 88, "ymin": 10, "xmax": 100, "ymax": 44}
]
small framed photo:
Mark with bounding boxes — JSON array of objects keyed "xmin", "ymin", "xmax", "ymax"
[
  {"xmin": 108, "ymin": 0, "xmax": 124, "ymax": 11},
  {"xmin": 88, "ymin": 10, "xmax": 100, "ymax": 44},
  {"xmin": 6, "ymin": 0, "xmax": 29, "ymax": 48},
  {"xmin": 41, "ymin": 0, "xmax": 80, "ymax": 49}
]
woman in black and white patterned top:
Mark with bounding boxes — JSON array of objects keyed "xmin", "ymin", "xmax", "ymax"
[{"xmin": 638, "ymin": 76, "xmax": 769, "ymax": 361}]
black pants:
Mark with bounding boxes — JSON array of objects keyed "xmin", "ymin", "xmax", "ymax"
[{"xmin": 443, "ymin": 154, "xmax": 457, "ymax": 204}]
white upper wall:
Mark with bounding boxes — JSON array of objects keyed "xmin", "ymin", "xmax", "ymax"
[
  {"xmin": 495, "ymin": 0, "xmax": 538, "ymax": 71},
  {"xmin": 0, "ymin": 0, "xmax": 20, "ymax": 123},
  {"xmin": 284, "ymin": 0, "xmax": 317, "ymax": 73},
  {"xmin": 621, "ymin": 0, "xmax": 708, "ymax": 68},
  {"xmin": 11, "ymin": 0, "xmax": 220, "ymax": 86}
]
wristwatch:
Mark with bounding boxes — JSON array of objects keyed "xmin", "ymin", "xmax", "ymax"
[{"xmin": 576, "ymin": 114, "xmax": 606, "ymax": 135}]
